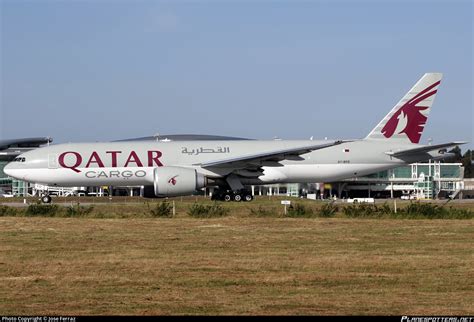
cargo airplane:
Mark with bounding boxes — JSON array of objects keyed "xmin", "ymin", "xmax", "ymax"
[{"xmin": 4, "ymin": 73, "xmax": 466, "ymax": 202}]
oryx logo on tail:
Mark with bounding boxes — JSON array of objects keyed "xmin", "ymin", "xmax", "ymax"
[
  {"xmin": 365, "ymin": 73, "xmax": 442, "ymax": 143},
  {"xmin": 381, "ymin": 81, "xmax": 440, "ymax": 144}
]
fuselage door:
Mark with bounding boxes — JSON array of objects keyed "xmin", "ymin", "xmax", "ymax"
[{"xmin": 48, "ymin": 154, "xmax": 59, "ymax": 169}]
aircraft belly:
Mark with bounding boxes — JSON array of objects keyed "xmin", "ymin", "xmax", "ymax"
[{"xmin": 260, "ymin": 164, "xmax": 395, "ymax": 183}]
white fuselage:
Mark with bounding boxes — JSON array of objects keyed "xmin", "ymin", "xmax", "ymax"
[{"xmin": 3, "ymin": 139, "xmax": 440, "ymax": 188}]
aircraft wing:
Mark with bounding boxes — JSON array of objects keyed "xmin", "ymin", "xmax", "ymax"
[
  {"xmin": 194, "ymin": 141, "xmax": 343, "ymax": 169},
  {"xmin": 385, "ymin": 141, "xmax": 467, "ymax": 157}
]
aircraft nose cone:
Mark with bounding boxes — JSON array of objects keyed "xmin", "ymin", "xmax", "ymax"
[{"xmin": 3, "ymin": 163, "xmax": 17, "ymax": 179}]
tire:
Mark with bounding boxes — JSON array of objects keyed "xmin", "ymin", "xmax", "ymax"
[
  {"xmin": 224, "ymin": 194, "xmax": 232, "ymax": 202},
  {"xmin": 234, "ymin": 194, "xmax": 242, "ymax": 202},
  {"xmin": 41, "ymin": 195, "xmax": 52, "ymax": 204},
  {"xmin": 244, "ymin": 194, "xmax": 253, "ymax": 202}
]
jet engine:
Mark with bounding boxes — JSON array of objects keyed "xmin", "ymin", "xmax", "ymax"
[{"xmin": 142, "ymin": 166, "xmax": 206, "ymax": 197}]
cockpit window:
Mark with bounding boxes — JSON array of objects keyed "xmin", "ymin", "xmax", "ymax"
[{"xmin": 14, "ymin": 157, "xmax": 26, "ymax": 162}]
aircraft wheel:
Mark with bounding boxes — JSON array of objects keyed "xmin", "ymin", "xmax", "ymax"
[
  {"xmin": 41, "ymin": 195, "xmax": 52, "ymax": 204},
  {"xmin": 234, "ymin": 194, "xmax": 242, "ymax": 202},
  {"xmin": 244, "ymin": 194, "xmax": 253, "ymax": 202},
  {"xmin": 224, "ymin": 194, "xmax": 232, "ymax": 202}
]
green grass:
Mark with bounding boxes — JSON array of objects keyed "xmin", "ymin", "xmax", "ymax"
[
  {"xmin": 187, "ymin": 202, "xmax": 230, "ymax": 218},
  {"xmin": 148, "ymin": 201, "xmax": 174, "ymax": 218},
  {"xmin": 0, "ymin": 197, "xmax": 473, "ymax": 219},
  {"xmin": 0, "ymin": 205, "xmax": 18, "ymax": 216}
]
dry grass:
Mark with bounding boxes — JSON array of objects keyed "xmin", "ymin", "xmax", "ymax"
[{"xmin": 0, "ymin": 216, "xmax": 472, "ymax": 315}]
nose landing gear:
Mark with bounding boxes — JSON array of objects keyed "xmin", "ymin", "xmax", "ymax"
[{"xmin": 40, "ymin": 194, "xmax": 52, "ymax": 204}]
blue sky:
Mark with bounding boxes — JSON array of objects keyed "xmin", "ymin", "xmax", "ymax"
[{"xmin": 1, "ymin": 0, "xmax": 472, "ymax": 147}]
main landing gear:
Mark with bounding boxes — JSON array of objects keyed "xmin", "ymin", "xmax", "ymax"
[
  {"xmin": 211, "ymin": 189, "xmax": 254, "ymax": 202},
  {"xmin": 212, "ymin": 174, "xmax": 254, "ymax": 202}
]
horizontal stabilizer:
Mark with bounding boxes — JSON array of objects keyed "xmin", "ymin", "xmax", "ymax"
[
  {"xmin": 195, "ymin": 141, "xmax": 344, "ymax": 168},
  {"xmin": 385, "ymin": 142, "xmax": 467, "ymax": 157}
]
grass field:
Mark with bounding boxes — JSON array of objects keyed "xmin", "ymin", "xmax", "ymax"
[
  {"xmin": 2, "ymin": 195, "xmax": 474, "ymax": 218},
  {"xmin": 0, "ymin": 200, "xmax": 473, "ymax": 315}
]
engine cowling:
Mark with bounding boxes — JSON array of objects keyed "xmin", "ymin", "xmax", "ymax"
[{"xmin": 143, "ymin": 166, "xmax": 206, "ymax": 197}]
